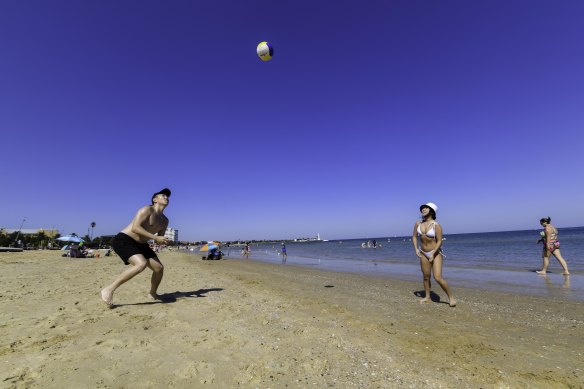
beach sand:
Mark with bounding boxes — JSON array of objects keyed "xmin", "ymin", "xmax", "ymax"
[{"xmin": 1, "ymin": 250, "xmax": 582, "ymax": 388}]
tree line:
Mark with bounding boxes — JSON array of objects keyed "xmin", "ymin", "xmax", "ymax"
[{"xmin": 0, "ymin": 232, "xmax": 116, "ymax": 250}]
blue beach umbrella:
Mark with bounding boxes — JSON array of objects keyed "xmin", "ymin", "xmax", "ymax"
[
  {"xmin": 200, "ymin": 242, "xmax": 219, "ymax": 252},
  {"xmin": 56, "ymin": 235, "xmax": 85, "ymax": 243}
]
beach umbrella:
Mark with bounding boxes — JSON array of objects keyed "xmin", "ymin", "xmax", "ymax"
[
  {"xmin": 56, "ymin": 235, "xmax": 85, "ymax": 243},
  {"xmin": 200, "ymin": 242, "xmax": 220, "ymax": 252}
]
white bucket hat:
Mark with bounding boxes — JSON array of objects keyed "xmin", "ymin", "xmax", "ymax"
[{"xmin": 420, "ymin": 202, "xmax": 438, "ymax": 213}]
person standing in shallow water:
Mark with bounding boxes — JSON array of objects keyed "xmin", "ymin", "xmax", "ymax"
[
  {"xmin": 100, "ymin": 188, "xmax": 171, "ymax": 308},
  {"xmin": 412, "ymin": 203, "xmax": 456, "ymax": 307},
  {"xmin": 281, "ymin": 243, "xmax": 287, "ymax": 263},
  {"xmin": 536, "ymin": 217, "xmax": 570, "ymax": 275}
]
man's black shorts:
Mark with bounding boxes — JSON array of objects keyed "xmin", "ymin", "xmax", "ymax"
[{"xmin": 111, "ymin": 233, "xmax": 157, "ymax": 265}]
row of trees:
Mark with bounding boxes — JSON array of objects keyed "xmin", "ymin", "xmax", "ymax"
[
  {"xmin": 1, "ymin": 221, "xmax": 99, "ymax": 249},
  {"xmin": 0, "ymin": 231, "xmax": 116, "ymax": 250},
  {"xmin": 0, "ymin": 231, "xmax": 57, "ymax": 249}
]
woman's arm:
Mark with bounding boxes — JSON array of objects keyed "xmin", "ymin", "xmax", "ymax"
[
  {"xmin": 412, "ymin": 222, "xmax": 421, "ymax": 257},
  {"xmin": 433, "ymin": 223, "xmax": 444, "ymax": 256},
  {"xmin": 545, "ymin": 225, "xmax": 553, "ymax": 245}
]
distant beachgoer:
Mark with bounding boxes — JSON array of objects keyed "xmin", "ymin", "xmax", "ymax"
[
  {"xmin": 70, "ymin": 243, "xmax": 83, "ymax": 258},
  {"xmin": 412, "ymin": 203, "xmax": 456, "ymax": 307},
  {"xmin": 281, "ymin": 243, "xmax": 287, "ymax": 262},
  {"xmin": 536, "ymin": 217, "xmax": 569, "ymax": 275},
  {"xmin": 243, "ymin": 243, "xmax": 250, "ymax": 258},
  {"xmin": 100, "ymin": 188, "xmax": 171, "ymax": 308}
]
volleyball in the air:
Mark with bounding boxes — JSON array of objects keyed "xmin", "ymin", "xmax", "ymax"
[{"xmin": 257, "ymin": 41, "xmax": 273, "ymax": 61}]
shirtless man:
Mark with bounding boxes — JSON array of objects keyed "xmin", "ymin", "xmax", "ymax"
[{"xmin": 100, "ymin": 188, "xmax": 171, "ymax": 308}]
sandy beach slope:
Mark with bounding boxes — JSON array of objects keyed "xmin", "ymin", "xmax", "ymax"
[{"xmin": 1, "ymin": 250, "xmax": 583, "ymax": 388}]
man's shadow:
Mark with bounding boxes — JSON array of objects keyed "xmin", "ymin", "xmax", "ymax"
[
  {"xmin": 413, "ymin": 290, "xmax": 444, "ymax": 303},
  {"xmin": 160, "ymin": 288, "xmax": 224, "ymax": 301},
  {"xmin": 115, "ymin": 288, "xmax": 223, "ymax": 307}
]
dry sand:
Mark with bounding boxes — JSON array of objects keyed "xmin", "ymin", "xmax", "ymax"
[{"xmin": 1, "ymin": 250, "xmax": 583, "ymax": 388}]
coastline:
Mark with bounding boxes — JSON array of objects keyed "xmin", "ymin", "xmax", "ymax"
[
  {"xmin": 1, "ymin": 250, "xmax": 583, "ymax": 388},
  {"xmin": 225, "ymin": 250, "xmax": 584, "ymax": 302}
]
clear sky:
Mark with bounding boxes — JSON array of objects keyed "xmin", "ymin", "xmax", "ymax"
[{"xmin": 1, "ymin": 1, "xmax": 583, "ymax": 241}]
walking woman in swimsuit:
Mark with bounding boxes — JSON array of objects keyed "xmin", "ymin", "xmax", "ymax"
[
  {"xmin": 412, "ymin": 203, "xmax": 456, "ymax": 307},
  {"xmin": 536, "ymin": 217, "xmax": 570, "ymax": 275}
]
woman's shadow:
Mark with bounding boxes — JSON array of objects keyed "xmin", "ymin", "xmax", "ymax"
[{"xmin": 413, "ymin": 290, "xmax": 443, "ymax": 303}]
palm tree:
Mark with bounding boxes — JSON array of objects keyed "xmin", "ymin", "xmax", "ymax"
[{"xmin": 90, "ymin": 222, "xmax": 96, "ymax": 242}]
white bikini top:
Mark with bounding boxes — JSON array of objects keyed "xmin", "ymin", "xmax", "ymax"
[{"xmin": 417, "ymin": 222, "xmax": 437, "ymax": 239}]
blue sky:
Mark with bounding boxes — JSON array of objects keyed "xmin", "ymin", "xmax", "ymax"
[{"xmin": 1, "ymin": 1, "xmax": 583, "ymax": 241}]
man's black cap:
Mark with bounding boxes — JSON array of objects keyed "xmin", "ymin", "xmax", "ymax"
[{"xmin": 151, "ymin": 188, "xmax": 171, "ymax": 204}]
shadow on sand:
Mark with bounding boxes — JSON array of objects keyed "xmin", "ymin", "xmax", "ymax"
[
  {"xmin": 113, "ymin": 288, "xmax": 224, "ymax": 308},
  {"xmin": 413, "ymin": 290, "xmax": 446, "ymax": 304}
]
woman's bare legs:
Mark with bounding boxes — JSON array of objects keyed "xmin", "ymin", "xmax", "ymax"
[
  {"xmin": 419, "ymin": 257, "xmax": 432, "ymax": 303},
  {"xmin": 432, "ymin": 254, "xmax": 456, "ymax": 307},
  {"xmin": 537, "ymin": 251, "xmax": 550, "ymax": 274},
  {"xmin": 551, "ymin": 249, "xmax": 570, "ymax": 275}
]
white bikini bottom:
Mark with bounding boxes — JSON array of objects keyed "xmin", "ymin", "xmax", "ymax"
[{"xmin": 420, "ymin": 249, "xmax": 444, "ymax": 262}]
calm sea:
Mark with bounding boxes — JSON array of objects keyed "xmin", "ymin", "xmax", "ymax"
[{"xmin": 210, "ymin": 227, "xmax": 584, "ymax": 301}]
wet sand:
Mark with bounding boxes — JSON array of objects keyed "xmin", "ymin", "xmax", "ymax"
[{"xmin": 1, "ymin": 250, "xmax": 583, "ymax": 388}]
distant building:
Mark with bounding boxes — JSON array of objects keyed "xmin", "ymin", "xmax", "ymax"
[{"xmin": 164, "ymin": 227, "xmax": 179, "ymax": 243}]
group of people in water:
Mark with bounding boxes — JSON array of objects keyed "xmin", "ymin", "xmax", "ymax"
[
  {"xmin": 99, "ymin": 188, "xmax": 571, "ymax": 309},
  {"xmin": 361, "ymin": 240, "xmax": 381, "ymax": 248}
]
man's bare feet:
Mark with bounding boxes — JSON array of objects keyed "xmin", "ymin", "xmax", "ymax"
[
  {"xmin": 562, "ymin": 272, "xmax": 570, "ymax": 275},
  {"xmin": 100, "ymin": 289, "xmax": 114, "ymax": 308},
  {"xmin": 448, "ymin": 298, "xmax": 457, "ymax": 307},
  {"xmin": 148, "ymin": 292, "xmax": 171, "ymax": 301},
  {"xmin": 419, "ymin": 297, "xmax": 430, "ymax": 304},
  {"xmin": 536, "ymin": 270, "xmax": 547, "ymax": 275}
]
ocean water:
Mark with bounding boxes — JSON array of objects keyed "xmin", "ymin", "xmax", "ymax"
[{"xmin": 215, "ymin": 227, "xmax": 584, "ymax": 301}]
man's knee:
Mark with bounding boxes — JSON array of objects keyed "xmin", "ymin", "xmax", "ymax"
[
  {"xmin": 150, "ymin": 260, "xmax": 164, "ymax": 273},
  {"xmin": 136, "ymin": 261, "xmax": 148, "ymax": 272},
  {"xmin": 129, "ymin": 256, "xmax": 148, "ymax": 272}
]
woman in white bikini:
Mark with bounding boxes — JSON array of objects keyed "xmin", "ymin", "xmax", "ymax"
[
  {"xmin": 412, "ymin": 203, "xmax": 456, "ymax": 307},
  {"xmin": 536, "ymin": 217, "xmax": 570, "ymax": 275}
]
